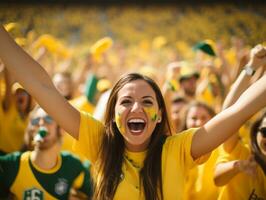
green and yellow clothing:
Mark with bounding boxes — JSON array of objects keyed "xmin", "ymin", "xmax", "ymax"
[
  {"xmin": 217, "ymin": 141, "xmax": 266, "ymax": 200},
  {"xmin": 0, "ymin": 151, "xmax": 92, "ymax": 199},
  {"xmin": 184, "ymin": 148, "xmax": 221, "ymax": 200},
  {"xmin": 0, "ymin": 99, "xmax": 29, "ymax": 153},
  {"xmin": 74, "ymin": 111, "xmax": 208, "ymax": 200}
]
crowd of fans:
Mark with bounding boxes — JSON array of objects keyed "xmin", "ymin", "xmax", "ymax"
[{"xmin": 0, "ymin": 5, "xmax": 265, "ymax": 199}]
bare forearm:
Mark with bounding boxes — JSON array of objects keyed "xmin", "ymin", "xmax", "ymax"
[
  {"xmin": 222, "ymin": 70, "xmax": 251, "ymax": 110},
  {"xmin": 222, "ymin": 70, "xmax": 251, "ymax": 153},
  {"xmin": 0, "ymin": 26, "xmax": 80, "ymax": 138},
  {"xmin": 214, "ymin": 161, "xmax": 240, "ymax": 186},
  {"xmin": 192, "ymin": 74, "xmax": 266, "ymax": 158},
  {"xmin": 208, "ymin": 74, "xmax": 265, "ymax": 149}
]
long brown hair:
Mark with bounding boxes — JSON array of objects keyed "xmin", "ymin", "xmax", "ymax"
[
  {"xmin": 93, "ymin": 73, "xmax": 172, "ymax": 200},
  {"xmin": 250, "ymin": 111, "xmax": 266, "ymax": 175}
]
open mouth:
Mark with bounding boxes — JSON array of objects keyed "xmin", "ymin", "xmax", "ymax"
[{"xmin": 127, "ymin": 118, "xmax": 146, "ymax": 134}]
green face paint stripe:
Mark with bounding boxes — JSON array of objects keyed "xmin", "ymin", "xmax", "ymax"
[{"xmin": 152, "ymin": 113, "xmax": 157, "ymax": 121}]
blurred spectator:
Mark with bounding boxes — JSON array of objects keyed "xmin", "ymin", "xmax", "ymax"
[
  {"xmin": 0, "ymin": 106, "xmax": 92, "ymax": 199},
  {"xmin": 0, "ymin": 66, "xmax": 33, "ymax": 155}
]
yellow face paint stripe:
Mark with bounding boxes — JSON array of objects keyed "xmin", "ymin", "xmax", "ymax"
[
  {"xmin": 144, "ymin": 107, "xmax": 158, "ymax": 122},
  {"xmin": 115, "ymin": 112, "xmax": 126, "ymax": 134}
]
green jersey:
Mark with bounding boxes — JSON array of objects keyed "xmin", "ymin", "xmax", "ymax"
[{"xmin": 0, "ymin": 151, "xmax": 92, "ymax": 199}]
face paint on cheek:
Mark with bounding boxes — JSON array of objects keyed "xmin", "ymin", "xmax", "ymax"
[
  {"xmin": 144, "ymin": 107, "xmax": 158, "ymax": 122},
  {"xmin": 115, "ymin": 112, "xmax": 126, "ymax": 135}
]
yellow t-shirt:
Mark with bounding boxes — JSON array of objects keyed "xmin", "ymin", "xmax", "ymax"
[
  {"xmin": 60, "ymin": 96, "xmax": 95, "ymax": 153},
  {"xmin": 0, "ymin": 100, "xmax": 29, "ymax": 153},
  {"xmin": 74, "ymin": 111, "xmax": 206, "ymax": 200},
  {"xmin": 217, "ymin": 141, "xmax": 266, "ymax": 200},
  {"xmin": 184, "ymin": 148, "xmax": 221, "ymax": 200},
  {"xmin": 70, "ymin": 95, "xmax": 95, "ymax": 114}
]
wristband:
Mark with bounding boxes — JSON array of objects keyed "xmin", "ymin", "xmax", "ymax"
[{"xmin": 244, "ymin": 64, "xmax": 256, "ymax": 76}]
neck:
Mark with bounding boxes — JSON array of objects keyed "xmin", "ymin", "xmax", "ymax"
[
  {"xmin": 31, "ymin": 144, "xmax": 60, "ymax": 170},
  {"xmin": 125, "ymin": 139, "xmax": 150, "ymax": 152}
]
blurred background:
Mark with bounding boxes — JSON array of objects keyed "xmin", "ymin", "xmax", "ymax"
[{"xmin": 1, "ymin": 2, "xmax": 265, "ymax": 72}]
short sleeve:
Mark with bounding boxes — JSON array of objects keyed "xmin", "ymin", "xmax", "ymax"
[
  {"xmin": 163, "ymin": 128, "xmax": 208, "ymax": 171},
  {"xmin": 73, "ymin": 111, "xmax": 105, "ymax": 163}
]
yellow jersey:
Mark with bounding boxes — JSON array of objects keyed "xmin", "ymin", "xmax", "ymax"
[{"xmin": 74, "ymin": 111, "xmax": 209, "ymax": 200}]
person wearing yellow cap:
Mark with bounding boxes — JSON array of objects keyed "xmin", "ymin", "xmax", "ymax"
[
  {"xmin": 178, "ymin": 61, "xmax": 200, "ymax": 101},
  {"xmin": 0, "ymin": 67, "xmax": 32, "ymax": 155}
]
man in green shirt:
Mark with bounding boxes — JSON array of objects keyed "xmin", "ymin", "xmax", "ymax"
[{"xmin": 0, "ymin": 106, "xmax": 92, "ymax": 199}]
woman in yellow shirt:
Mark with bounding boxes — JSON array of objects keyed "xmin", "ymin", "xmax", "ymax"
[
  {"xmin": 214, "ymin": 112, "xmax": 266, "ymax": 199},
  {"xmin": 1, "ymin": 25, "xmax": 266, "ymax": 200},
  {"xmin": 181, "ymin": 101, "xmax": 220, "ymax": 200}
]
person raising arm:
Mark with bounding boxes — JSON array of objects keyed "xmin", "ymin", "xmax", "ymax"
[
  {"xmin": 0, "ymin": 26, "xmax": 80, "ymax": 138},
  {"xmin": 0, "ymin": 25, "xmax": 266, "ymax": 200}
]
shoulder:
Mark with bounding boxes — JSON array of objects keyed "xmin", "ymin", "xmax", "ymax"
[
  {"xmin": 0, "ymin": 151, "xmax": 23, "ymax": 193},
  {"xmin": 162, "ymin": 128, "xmax": 198, "ymax": 156},
  {"xmin": 60, "ymin": 151, "xmax": 91, "ymax": 170},
  {"xmin": 165, "ymin": 128, "xmax": 198, "ymax": 145},
  {"xmin": 0, "ymin": 151, "xmax": 22, "ymax": 163}
]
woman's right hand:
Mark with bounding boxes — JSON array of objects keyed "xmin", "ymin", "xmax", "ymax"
[{"xmin": 234, "ymin": 156, "xmax": 257, "ymax": 177}]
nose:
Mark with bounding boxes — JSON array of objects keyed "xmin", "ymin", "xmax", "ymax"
[
  {"xmin": 38, "ymin": 118, "xmax": 45, "ymax": 126},
  {"xmin": 131, "ymin": 101, "xmax": 143, "ymax": 112}
]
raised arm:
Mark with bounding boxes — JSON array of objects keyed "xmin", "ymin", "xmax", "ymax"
[
  {"xmin": 0, "ymin": 26, "xmax": 80, "ymax": 139},
  {"xmin": 191, "ymin": 45, "xmax": 266, "ymax": 159},
  {"xmin": 2, "ymin": 67, "xmax": 15, "ymax": 111},
  {"xmin": 222, "ymin": 45, "xmax": 265, "ymax": 153}
]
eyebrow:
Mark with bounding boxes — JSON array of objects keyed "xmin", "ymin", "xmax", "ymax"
[
  {"xmin": 142, "ymin": 96, "xmax": 155, "ymax": 100},
  {"xmin": 119, "ymin": 96, "xmax": 155, "ymax": 100}
]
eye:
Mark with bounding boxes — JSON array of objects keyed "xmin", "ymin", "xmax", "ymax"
[
  {"xmin": 191, "ymin": 117, "xmax": 198, "ymax": 121},
  {"xmin": 120, "ymin": 99, "xmax": 132, "ymax": 105},
  {"xmin": 143, "ymin": 99, "xmax": 153, "ymax": 106}
]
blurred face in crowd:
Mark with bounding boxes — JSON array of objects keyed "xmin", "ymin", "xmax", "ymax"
[
  {"xmin": 186, "ymin": 105, "xmax": 212, "ymax": 128},
  {"xmin": 30, "ymin": 108, "xmax": 60, "ymax": 150},
  {"xmin": 15, "ymin": 88, "xmax": 31, "ymax": 113},
  {"xmin": 257, "ymin": 117, "xmax": 266, "ymax": 156},
  {"xmin": 179, "ymin": 75, "xmax": 198, "ymax": 97},
  {"xmin": 53, "ymin": 73, "xmax": 73, "ymax": 100},
  {"xmin": 115, "ymin": 80, "xmax": 162, "ymax": 151},
  {"xmin": 171, "ymin": 99, "xmax": 187, "ymax": 132}
]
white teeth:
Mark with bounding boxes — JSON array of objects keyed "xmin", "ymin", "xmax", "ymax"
[{"xmin": 128, "ymin": 118, "xmax": 145, "ymax": 123}]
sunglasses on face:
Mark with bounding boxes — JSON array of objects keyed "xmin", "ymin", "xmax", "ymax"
[
  {"xmin": 31, "ymin": 116, "xmax": 53, "ymax": 126},
  {"xmin": 259, "ymin": 127, "xmax": 266, "ymax": 137}
]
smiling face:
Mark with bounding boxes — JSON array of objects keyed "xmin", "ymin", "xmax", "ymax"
[
  {"xmin": 257, "ymin": 117, "xmax": 266, "ymax": 155},
  {"xmin": 114, "ymin": 80, "xmax": 162, "ymax": 152}
]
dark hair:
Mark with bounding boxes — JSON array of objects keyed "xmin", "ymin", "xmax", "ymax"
[
  {"xmin": 181, "ymin": 101, "xmax": 216, "ymax": 130},
  {"xmin": 179, "ymin": 73, "xmax": 199, "ymax": 83},
  {"xmin": 93, "ymin": 73, "xmax": 172, "ymax": 200},
  {"xmin": 250, "ymin": 111, "xmax": 266, "ymax": 175},
  {"xmin": 23, "ymin": 90, "xmax": 32, "ymax": 115},
  {"xmin": 171, "ymin": 95, "xmax": 187, "ymax": 104}
]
